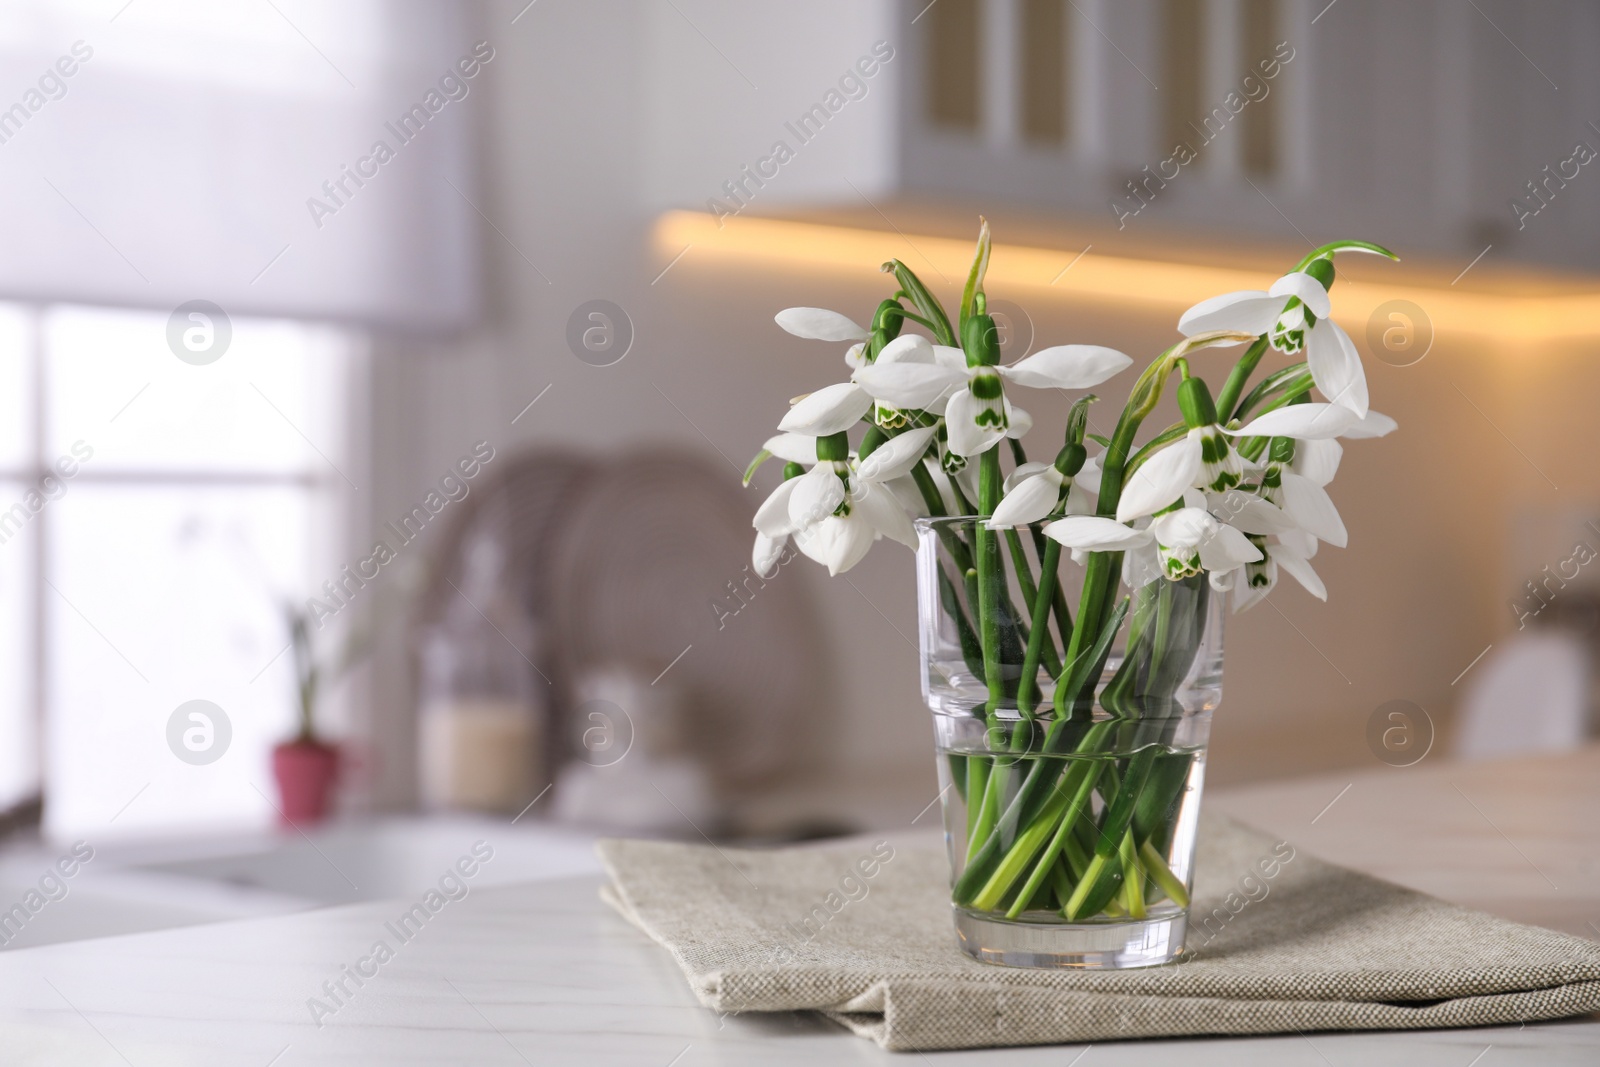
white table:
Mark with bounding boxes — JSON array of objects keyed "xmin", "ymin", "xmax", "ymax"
[{"xmin": 2, "ymin": 749, "xmax": 1598, "ymax": 1065}]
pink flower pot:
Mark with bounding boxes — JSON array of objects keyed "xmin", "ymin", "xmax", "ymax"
[{"xmin": 271, "ymin": 739, "xmax": 340, "ymax": 826}]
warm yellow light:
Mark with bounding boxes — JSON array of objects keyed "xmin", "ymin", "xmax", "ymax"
[{"xmin": 654, "ymin": 211, "xmax": 1600, "ymax": 345}]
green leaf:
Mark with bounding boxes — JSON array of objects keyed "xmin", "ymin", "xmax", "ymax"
[
  {"xmin": 1059, "ymin": 595, "xmax": 1130, "ymax": 706},
  {"xmin": 959, "ymin": 217, "xmax": 992, "ymax": 333},
  {"xmin": 741, "ymin": 448, "xmax": 773, "ymax": 486},
  {"xmin": 881, "ymin": 259, "xmax": 955, "ymax": 346}
]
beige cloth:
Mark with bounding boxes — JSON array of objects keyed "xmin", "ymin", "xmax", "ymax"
[{"xmin": 597, "ymin": 814, "xmax": 1600, "ymax": 1051}]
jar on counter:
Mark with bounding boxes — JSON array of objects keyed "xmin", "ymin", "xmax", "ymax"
[{"xmin": 417, "ymin": 534, "xmax": 543, "ymax": 813}]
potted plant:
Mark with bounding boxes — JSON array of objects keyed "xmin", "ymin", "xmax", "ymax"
[
  {"xmin": 748, "ymin": 220, "xmax": 1396, "ymax": 967},
  {"xmin": 271, "ymin": 604, "xmax": 362, "ymax": 825}
]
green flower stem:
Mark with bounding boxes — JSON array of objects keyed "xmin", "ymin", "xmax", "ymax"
[
  {"xmin": 1091, "ymin": 746, "xmax": 1158, "ymax": 859},
  {"xmin": 1145, "ymin": 579, "xmax": 1176, "ymax": 692},
  {"xmin": 1005, "ymin": 529, "xmax": 1063, "ymax": 686},
  {"xmin": 969, "ymin": 761, "xmax": 1086, "ymax": 912},
  {"xmin": 951, "ymin": 718, "xmax": 1113, "ymax": 905},
  {"xmin": 1119, "ymin": 831, "xmax": 1147, "ymax": 919},
  {"xmin": 1213, "ymin": 336, "xmax": 1270, "ymax": 422},
  {"xmin": 976, "ymin": 447, "xmax": 1005, "ymax": 719},
  {"xmin": 937, "ymin": 565, "xmax": 984, "ymax": 683},
  {"xmin": 964, "ymin": 757, "xmax": 992, "ymax": 861},
  {"xmin": 1139, "ymin": 840, "xmax": 1190, "ymax": 908},
  {"xmin": 1232, "ymin": 364, "xmax": 1308, "ymax": 423},
  {"xmin": 1015, "ymin": 537, "xmax": 1064, "ymax": 714},
  {"xmin": 1055, "ymin": 351, "xmax": 1180, "ymax": 714},
  {"xmin": 1291, "ymin": 239, "xmax": 1398, "ymax": 273},
  {"xmin": 1063, "ymin": 852, "xmax": 1111, "ymax": 920},
  {"xmin": 1048, "ymin": 854, "xmax": 1076, "ymax": 908},
  {"xmin": 1000, "ymin": 757, "xmax": 1106, "ymax": 917}
]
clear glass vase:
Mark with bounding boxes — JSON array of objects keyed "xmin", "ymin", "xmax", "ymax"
[{"xmin": 916, "ymin": 517, "xmax": 1222, "ymax": 969}]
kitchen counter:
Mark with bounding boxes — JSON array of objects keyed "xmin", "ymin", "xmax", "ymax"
[{"xmin": 1, "ymin": 748, "xmax": 1597, "ymax": 1065}]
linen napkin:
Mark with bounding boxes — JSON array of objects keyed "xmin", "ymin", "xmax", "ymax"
[{"xmin": 597, "ymin": 814, "xmax": 1600, "ymax": 1051}]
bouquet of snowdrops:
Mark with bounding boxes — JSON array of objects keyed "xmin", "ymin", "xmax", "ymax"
[{"xmin": 746, "ymin": 220, "xmax": 1395, "ymax": 930}]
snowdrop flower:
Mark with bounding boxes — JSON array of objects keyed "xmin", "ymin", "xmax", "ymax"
[
  {"xmin": 750, "ymin": 427, "xmax": 936, "ymax": 576},
  {"xmin": 1117, "ymin": 375, "xmax": 1244, "ymax": 523},
  {"xmin": 854, "ymin": 340, "xmax": 1130, "ymax": 457},
  {"xmin": 777, "ymin": 333, "xmax": 948, "ymax": 436},
  {"xmin": 1178, "ymin": 262, "xmax": 1371, "ymax": 416},
  {"xmin": 1257, "ymin": 451, "xmax": 1347, "ymax": 548},
  {"xmin": 987, "ymin": 449, "xmax": 1099, "ymax": 528},
  {"xmin": 1043, "ymin": 502, "xmax": 1263, "ymax": 590},
  {"xmin": 1233, "ymin": 529, "xmax": 1325, "ymax": 611}
]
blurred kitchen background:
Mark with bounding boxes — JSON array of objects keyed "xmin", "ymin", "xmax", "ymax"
[{"xmin": 2, "ymin": 0, "xmax": 1599, "ymax": 945}]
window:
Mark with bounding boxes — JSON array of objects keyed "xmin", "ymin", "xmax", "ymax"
[
  {"xmin": 1020, "ymin": 0, "xmax": 1070, "ymax": 145},
  {"xmin": 1162, "ymin": 0, "xmax": 1206, "ymax": 156},
  {"xmin": 1239, "ymin": 0, "xmax": 1280, "ymax": 175},
  {"xmin": 0, "ymin": 304, "xmax": 358, "ymax": 840},
  {"xmin": 926, "ymin": 0, "xmax": 982, "ymax": 130}
]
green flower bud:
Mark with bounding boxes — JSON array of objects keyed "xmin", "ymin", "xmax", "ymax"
[
  {"xmin": 1305, "ymin": 256, "xmax": 1335, "ymax": 291},
  {"xmin": 815, "ymin": 431, "xmax": 849, "ymax": 462},
  {"xmin": 961, "ymin": 312, "xmax": 1000, "ymax": 368},
  {"xmin": 1052, "ymin": 442, "xmax": 1086, "ymax": 477},
  {"xmin": 1177, "ymin": 376, "xmax": 1219, "ymax": 429}
]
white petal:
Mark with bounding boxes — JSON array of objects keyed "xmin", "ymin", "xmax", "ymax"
[
  {"xmin": 818, "ymin": 514, "xmax": 876, "ymax": 575},
  {"xmin": 944, "ymin": 389, "xmax": 1006, "ymax": 458},
  {"xmin": 1280, "ymin": 471, "xmax": 1347, "ymax": 547},
  {"xmin": 1211, "ymin": 492, "xmax": 1296, "ymax": 536},
  {"xmin": 1343, "ymin": 410, "xmax": 1398, "ymax": 439},
  {"xmin": 853, "ymin": 481, "xmax": 916, "ymax": 548},
  {"xmin": 1116, "ymin": 436, "xmax": 1202, "ymax": 522},
  {"xmin": 927, "ymin": 466, "xmax": 961, "ymax": 515},
  {"xmin": 1177, "ymin": 291, "xmax": 1282, "ymax": 337},
  {"xmin": 1150, "ymin": 507, "xmax": 1215, "ymax": 551},
  {"xmin": 844, "ymin": 342, "xmax": 867, "ymax": 369},
  {"xmin": 998, "ymin": 345, "xmax": 1133, "ymax": 390},
  {"xmin": 932, "ymin": 345, "xmax": 968, "ymax": 372},
  {"xmin": 762, "ymin": 433, "xmax": 817, "ymax": 465},
  {"xmin": 885, "ymin": 474, "xmax": 929, "ymax": 518},
  {"xmin": 988, "ymin": 469, "xmax": 1065, "ymax": 528},
  {"xmin": 1004, "ymin": 399, "xmax": 1032, "ymax": 439},
  {"xmin": 1268, "ymin": 272, "xmax": 1332, "ymax": 319},
  {"xmin": 787, "ymin": 463, "xmax": 845, "ymax": 528},
  {"xmin": 1004, "ymin": 461, "xmax": 1050, "ymax": 494},
  {"xmin": 778, "ymin": 382, "xmax": 872, "ymax": 435},
  {"xmin": 954, "ymin": 464, "xmax": 982, "ymax": 509},
  {"xmin": 853, "ymin": 361, "xmax": 966, "ymax": 410},
  {"xmin": 1307, "ymin": 319, "xmax": 1368, "ymax": 417},
  {"xmin": 876, "ymin": 334, "xmax": 936, "ymax": 364},
  {"xmin": 1043, "ymin": 515, "xmax": 1152, "ymax": 552},
  {"xmin": 1223, "ymin": 403, "xmax": 1361, "ymax": 441},
  {"xmin": 1277, "ymin": 528, "xmax": 1318, "ymax": 559},
  {"xmin": 1065, "ymin": 477, "xmax": 1098, "ymax": 516},
  {"xmin": 857, "ymin": 426, "xmax": 938, "ymax": 483},
  {"xmin": 1291, "ymin": 438, "xmax": 1342, "ymax": 486},
  {"xmin": 1197, "ymin": 523, "xmax": 1262, "ymax": 572},
  {"xmin": 775, "ymin": 307, "xmax": 868, "ymax": 342},
  {"xmin": 753, "ymin": 478, "xmax": 801, "ymax": 537},
  {"xmin": 1074, "ymin": 456, "xmax": 1103, "ymax": 496},
  {"xmin": 1274, "ymin": 546, "xmax": 1327, "ymax": 600},
  {"xmin": 792, "ymin": 522, "xmax": 829, "ymax": 568},
  {"xmin": 1123, "ymin": 540, "xmax": 1164, "ymax": 588},
  {"xmin": 752, "ymin": 532, "xmax": 787, "ymax": 577}
]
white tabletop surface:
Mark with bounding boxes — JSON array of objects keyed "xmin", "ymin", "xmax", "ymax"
[{"xmin": 2, "ymin": 748, "xmax": 1598, "ymax": 1065}]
